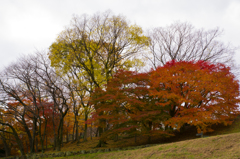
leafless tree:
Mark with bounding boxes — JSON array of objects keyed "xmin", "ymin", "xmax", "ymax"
[
  {"xmin": 147, "ymin": 22, "xmax": 236, "ymax": 69},
  {"xmin": 0, "ymin": 52, "xmax": 72, "ymax": 153},
  {"xmin": 0, "ymin": 56, "xmax": 41, "ymax": 154},
  {"xmin": 32, "ymin": 52, "xmax": 71, "ymax": 151}
]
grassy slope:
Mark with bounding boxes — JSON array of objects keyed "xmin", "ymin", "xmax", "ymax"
[
  {"xmin": 44, "ymin": 116, "xmax": 240, "ymax": 158},
  {"xmin": 56, "ymin": 132, "xmax": 240, "ymax": 159}
]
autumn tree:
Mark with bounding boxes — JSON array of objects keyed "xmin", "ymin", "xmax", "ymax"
[
  {"xmin": 31, "ymin": 52, "xmax": 72, "ymax": 151},
  {"xmin": 91, "ymin": 70, "xmax": 171, "ymax": 143},
  {"xmin": 0, "ymin": 52, "xmax": 73, "ymax": 153},
  {"xmin": 147, "ymin": 22, "xmax": 236, "ymax": 69},
  {"xmin": 0, "ymin": 107, "xmax": 26, "ymax": 158},
  {"xmin": 62, "ymin": 70, "xmax": 92, "ymax": 142},
  {"xmin": 0, "ymin": 56, "xmax": 45, "ymax": 154},
  {"xmin": 149, "ymin": 60, "xmax": 240, "ymax": 132},
  {"xmin": 0, "ymin": 130, "xmax": 11, "ymax": 157},
  {"xmin": 49, "ymin": 11, "xmax": 149, "ymax": 147},
  {"xmin": 92, "ymin": 60, "xmax": 239, "ymax": 141}
]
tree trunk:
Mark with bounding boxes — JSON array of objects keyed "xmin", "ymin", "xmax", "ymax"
[
  {"xmin": 95, "ymin": 110, "xmax": 106, "ymax": 147},
  {"xmin": 148, "ymin": 121, "xmax": 152, "ymax": 143},
  {"xmin": 31, "ymin": 117, "xmax": 37, "ymax": 153},
  {"xmin": 72, "ymin": 122, "xmax": 75, "ymax": 141},
  {"xmin": 22, "ymin": 120, "xmax": 34, "ymax": 153},
  {"xmin": 52, "ymin": 111, "xmax": 57, "ymax": 150},
  {"xmin": 84, "ymin": 113, "xmax": 88, "ymax": 142},
  {"xmin": 1, "ymin": 123, "xmax": 26, "ymax": 159},
  {"xmin": 75, "ymin": 120, "xmax": 79, "ymax": 142},
  {"xmin": 26, "ymin": 141, "xmax": 28, "ymax": 154},
  {"xmin": 40, "ymin": 118, "xmax": 47, "ymax": 153},
  {"xmin": 90, "ymin": 122, "xmax": 92, "ymax": 140},
  {"xmin": 56, "ymin": 117, "xmax": 64, "ymax": 151},
  {"xmin": 96, "ymin": 126, "xmax": 105, "ymax": 147},
  {"xmin": 45, "ymin": 136, "xmax": 47, "ymax": 150},
  {"xmin": 35, "ymin": 137, "xmax": 38, "ymax": 153},
  {"xmin": 0, "ymin": 133, "xmax": 11, "ymax": 157},
  {"xmin": 95, "ymin": 127, "xmax": 99, "ymax": 137}
]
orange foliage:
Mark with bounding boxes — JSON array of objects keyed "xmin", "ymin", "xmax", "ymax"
[
  {"xmin": 150, "ymin": 60, "xmax": 240, "ymax": 132},
  {"xmin": 91, "ymin": 60, "xmax": 240, "ymax": 139}
]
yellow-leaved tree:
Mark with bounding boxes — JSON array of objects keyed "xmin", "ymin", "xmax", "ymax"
[{"xmin": 48, "ymin": 11, "xmax": 149, "ymax": 147}]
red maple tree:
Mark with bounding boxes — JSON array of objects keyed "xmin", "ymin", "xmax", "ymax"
[
  {"xmin": 91, "ymin": 60, "xmax": 240, "ymax": 142},
  {"xmin": 150, "ymin": 60, "xmax": 240, "ymax": 132}
]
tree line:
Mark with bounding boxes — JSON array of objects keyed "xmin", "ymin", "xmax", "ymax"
[{"xmin": 0, "ymin": 11, "xmax": 238, "ymax": 158}]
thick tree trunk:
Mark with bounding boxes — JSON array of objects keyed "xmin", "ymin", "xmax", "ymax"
[
  {"xmin": 95, "ymin": 110, "xmax": 106, "ymax": 147},
  {"xmin": 56, "ymin": 124, "xmax": 62, "ymax": 151},
  {"xmin": 56, "ymin": 117, "xmax": 64, "ymax": 151}
]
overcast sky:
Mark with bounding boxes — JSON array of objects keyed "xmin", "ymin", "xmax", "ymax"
[{"xmin": 0, "ymin": 0, "xmax": 240, "ymax": 72}]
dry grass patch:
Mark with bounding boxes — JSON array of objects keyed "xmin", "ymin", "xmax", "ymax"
[
  {"xmin": 47, "ymin": 132, "xmax": 240, "ymax": 159},
  {"xmin": 40, "ymin": 116, "xmax": 240, "ymax": 158}
]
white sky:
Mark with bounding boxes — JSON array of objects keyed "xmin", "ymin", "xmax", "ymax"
[{"xmin": 0, "ymin": 0, "xmax": 240, "ymax": 72}]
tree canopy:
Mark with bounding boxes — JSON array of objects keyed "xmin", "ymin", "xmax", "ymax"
[
  {"xmin": 49, "ymin": 11, "xmax": 149, "ymax": 88},
  {"xmin": 147, "ymin": 22, "xmax": 236, "ymax": 69},
  {"xmin": 150, "ymin": 60, "xmax": 240, "ymax": 132},
  {"xmin": 91, "ymin": 60, "xmax": 240, "ymax": 141}
]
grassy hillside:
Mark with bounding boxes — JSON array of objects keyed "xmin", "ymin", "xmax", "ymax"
[
  {"xmin": 43, "ymin": 116, "xmax": 240, "ymax": 153},
  {"xmin": 51, "ymin": 132, "xmax": 240, "ymax": 159},
  {"xmin": 36, "ymin": 116, "xmax": 240, "ymax": 159}
]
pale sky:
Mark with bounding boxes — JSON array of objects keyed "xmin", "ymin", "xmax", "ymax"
[{"xmin": 0, "ymin": 0, "xmax": 240, "ymax": 73}]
